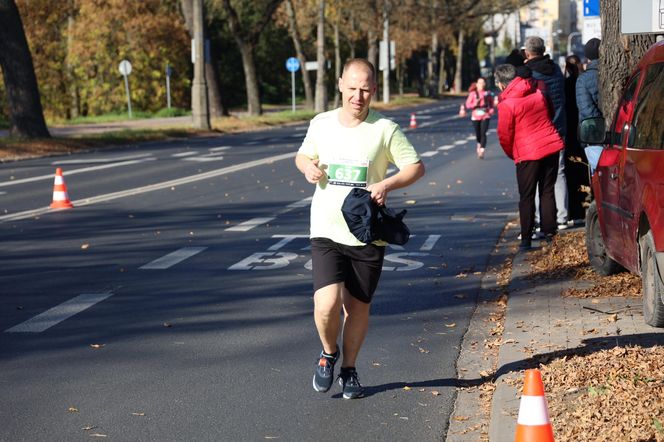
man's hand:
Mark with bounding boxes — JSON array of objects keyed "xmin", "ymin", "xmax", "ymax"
[
  {"xmin": 367, "ymin": 181, "xmax": 388, "ymax": 206},
  {"xmin": 304, "ymin": 159, "xmax": 324, "ymax": 184}
]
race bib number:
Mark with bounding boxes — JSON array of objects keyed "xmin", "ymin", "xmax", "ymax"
[{"xmin": 327, "ymin": 159, "xmax": 369, "ymax": 187}]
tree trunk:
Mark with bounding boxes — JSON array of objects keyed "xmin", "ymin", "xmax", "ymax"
[
  {"xmin": 0, "ymin": 0, "xmax": 50, "ymax": 138},
  {"xmin": 454, "ymin": 29, "xmax": 464, "ymax": 94},
  {"xmin": 333, "ymin": 20, "xmax": 341, "ymax": 108},
  {"xmin": 598, "ymin": 0, "xmax": 656, "ymax": 120},
  {"xmin": 180, "ymin": 0, "xmax": 227, "ymax": 117},
  {"xmin": 314, "ymin": 0, "xmax": 327, "ymax": 113},
  {"xmin": 285, "ymin": 0, "xmax": 313, "ymax": 110},
  {"xmin": 349, "ymin": 10, "xmax": 356, "ymax": 59},
  {"xmin": 438, "ymin": 46, "xmax": 446, "ymax": 95},
  {"xmin": 367, "ymin": 29, "xmax": 378, "ymax": 71},
  {"xmin": 66, "ymin": 11, "xmax": 79, "ymax": 119},
  {"xmin": 237, "ymin": 40, "xmax": 262, "ymax": 116}
]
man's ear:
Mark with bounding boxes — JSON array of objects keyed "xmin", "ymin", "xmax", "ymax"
[{"xmin": 338, "ymin": 77, "xmax": 343, "ymax": 93}]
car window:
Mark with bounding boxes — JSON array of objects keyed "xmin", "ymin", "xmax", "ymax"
[
  {"xmin": 611, "ymin": 71, "xmax": 641, "ymax": 148},
  {"xmin": 632, "ymin": 62, "xmax": 664, "ymax": 150}
]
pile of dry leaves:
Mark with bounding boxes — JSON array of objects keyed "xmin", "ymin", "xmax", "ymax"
[
  {"xmin": 542, "ymin": 345, "xmax": 664, "ymax": 441},
  {"xmin": 527, "ymin": 231, "xmax": 664, "ymax": 441},
  {"xmin": 528, "ymin": 231, "xmax": 641, "ymax": 298}
]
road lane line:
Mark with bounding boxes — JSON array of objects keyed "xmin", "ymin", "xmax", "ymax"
[
  {"xmin": 437, "ymin": 145, "xmax": 454, "ymax": 151},
  {"xmin": 172, "ymin": 151, "xmax": 198, "ymax": 157},
  {"xmin": 454, "ymin": 139, "xmax": 467, "ymax": 145},
  {"xmin": 420, "ymin": 234, "xmax": 441, "ymax": 251},
  {"xmin": 277, "ymin": 197, "xmax": 312, "ymax": 213},
  {"xmin": 52, "ymin": 153, "xmax": 152, "ymax": 165},
  {"xmin": 0, "ymin": 158, "xmax": 156, "ymax": 188},
  {"xmin": 420, "ymin": 151, "xmax": 438, "ymax": 157},
  {"xmin": 5, "ymin": 293, "xmax": 113, "ymax": 333},
  {"xmin": 209, "ymin": 146, "xmax": 232, "ymax": 152},
  {"xmin": 225, "ymin": 217, "xmax": 275, "ymax": 232},
  {"xmin": 140, "ymin": 247, "xmax": 207, "ymax": 269},
  {"xmin": 0, "ymin": 152, "xmax": 295, "ymax": 222}
]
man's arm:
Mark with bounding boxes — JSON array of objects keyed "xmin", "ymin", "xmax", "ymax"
[
  {"xmin": 366, "ymin": 161, "xmax": 425, "ymax": 206},
  {"xmin": 295, "ymin": 153, "xmax": 324, "ymax": 184}
]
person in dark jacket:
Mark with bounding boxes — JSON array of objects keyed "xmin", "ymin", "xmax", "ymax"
[
  {"xmin": 524, "ymin": 36, "xmax": 569, "ymax": 231},
  {"xmin": 495, "ymin": 64, "xmax": 564, "ymax": 249},
  {"xmin": 564, "ymin": 55, "xmax": 590, "ymax": 223},
  {"xmin": 576, "ymin": 38, "xmax": 602, "ymax": 121}
]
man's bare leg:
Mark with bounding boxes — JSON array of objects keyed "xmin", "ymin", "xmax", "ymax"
[
  {"xmin": 340, "ymin": 288, "xmax": 371, "ymax": 368},
  {"xmin": 313, "ymin": 283, "xmax": 343, "ymax": 354}
]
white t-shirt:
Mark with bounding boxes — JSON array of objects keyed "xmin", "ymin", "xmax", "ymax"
[{"xmin": 298, "ymin": 108, "xmax": 420, "ymax": 246}]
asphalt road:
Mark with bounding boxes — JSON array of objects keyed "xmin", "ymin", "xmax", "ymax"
[{"xmin": 0, "ymin": 101, "xmax": 518, "ymax": 441}]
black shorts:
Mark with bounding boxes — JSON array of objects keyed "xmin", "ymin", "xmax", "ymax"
[{"xmin": 310, "ymin": 238, "xmax": 385, "ymax": 304}]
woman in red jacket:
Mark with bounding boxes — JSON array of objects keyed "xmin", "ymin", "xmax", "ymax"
[
  {"xmin": 495, "ymin": 64, "xmax": 564, "ymax": 249},
  {"xmin": 460, "ymin": 77, "xmax": 494, "ymax": 159}
]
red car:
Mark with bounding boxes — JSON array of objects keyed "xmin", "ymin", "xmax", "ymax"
[{"xmin": 579, "ymin": 40, "xmax": 664, "ymax": 327}]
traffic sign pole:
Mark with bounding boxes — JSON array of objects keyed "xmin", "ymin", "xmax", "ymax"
[
  {"xmin": 285, "ymin": 57, "xmax": 300, "ymax": 113},
  {"xmin": 123, "ymin": 74, "xmax": 132, "ymax": 118},
  {"xmin": 118, "ymin": 59, "xmax": 133, "ymax": 118}
]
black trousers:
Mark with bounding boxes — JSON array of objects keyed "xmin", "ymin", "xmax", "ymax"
[
  {"xmin": 472, "ymin": 119, "xmax": 490, "ymax": 148},
  {"xmin": 516, "ymin": 152, "xmax": 559, "ymax": 240}
]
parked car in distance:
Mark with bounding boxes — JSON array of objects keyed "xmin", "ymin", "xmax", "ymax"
[{"xmin": 579, "ymin": 40, "xmax": 664, "ymax": 327}]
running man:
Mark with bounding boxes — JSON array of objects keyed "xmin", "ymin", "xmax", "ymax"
[{"xmin": 295, "ymin": 58, "xmax": 425, "ymax": 399}]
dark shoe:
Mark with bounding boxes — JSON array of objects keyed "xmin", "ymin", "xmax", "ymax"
[
  {"xmin": 313, "ymin": 348, "xmax": 339, "ymax": 393},
  {"xmin": 338, "ymin": 367, "xmax": 364, "ymax": 399}
]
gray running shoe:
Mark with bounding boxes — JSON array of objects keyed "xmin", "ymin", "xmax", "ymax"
[
  {"xmin": 312, "ymin": 349, "xmax": 339, "ymax": 393},
  {"xmin": 338, "ymin": 367, "xmax": 364, "ymax": 399}
]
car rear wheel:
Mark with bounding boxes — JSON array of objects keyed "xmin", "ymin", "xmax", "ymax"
[
  {"xmin": 640, "ymin": 230, "xmax": 664, "ymax": 327},
  {"xmin": 585, "ymin": 201, "xmax": 622, "ymax": 276}
]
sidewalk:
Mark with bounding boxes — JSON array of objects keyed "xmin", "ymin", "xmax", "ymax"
[
  {"xmin": 447, "ymin": 227, "xmax": 664, "ymax": 441},
  {"xmin": 488, "ymin": 234, "xmax": 662, "ymax": 441}
]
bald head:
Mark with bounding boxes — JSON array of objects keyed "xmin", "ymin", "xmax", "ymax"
[{"xmin": 342, "ymin": 59, "xmax": 376, "ymax": 85}]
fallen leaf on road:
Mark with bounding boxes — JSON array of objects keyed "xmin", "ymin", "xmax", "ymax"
[
  {"xmin": 456, "ymin": 179, "xmax": 463, "ymax": 184},
  {"xmin": 81, "ymin": 243, "xmax": 89, "ymax": 249},
  {"xmin": 431, "ymin": 390, "xmax": 441, "ymax": 396},
  {"xmin": 81, "ymin": 426, "xmax": 96, "ymax": 431},
  {"xmin": 608, "ymin": 314, "xmax": 618, "ymax": 322},
  {"xmin": 90, "ymin": 344, "xmax": 105, "ymax": 349},
  {"xmin": 455, "ymin": 272, "xmax": 468, "ymax": 278},
  {"xmin": 89, "ymin": 434, "xmax": 107, "ymax": 438},
  {"xmin": 479, "ymin": 370, "xmax": 490, "ymax": 377},
  {"xmin": 403, "ymin": 386, "xmax": 412, "ymax": 391},
  {"xmin": 131, "ymin": 412, "xmax": 145, "ymax": 416},
  {"xmin": 454, "ymin": 294, "xmax": 466, "ymax": 299},
  {"xmin": 445, "ymin": 323, "xmax": 456, "ymax": 328},
  {"xmin": 453, "ymin": 415, "xmax": 470, "ymax": 421},
  {"xmin": 405, "ymin": 200, "xmax": 417, "ymax": 205},
  {"xmin": 68, "ymin": 407, "xmax": 79, "ymax": 413},
  {"xmin": 163, "ymin": 322, "xmax": 173, "ymax": 328}
]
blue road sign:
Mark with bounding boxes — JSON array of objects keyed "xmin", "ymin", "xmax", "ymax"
[
  {"xmin": 286, "ymin": 57, "xmax": 300, "ymax": 72},
  {"xmin": 584, "ymin": 0, "xmax": 599, "ymax": 16}
]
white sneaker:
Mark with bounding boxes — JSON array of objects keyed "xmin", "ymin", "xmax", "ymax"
[{"xmin": 557, "ymin": 220, "xmax": 574, "ymax": 230}]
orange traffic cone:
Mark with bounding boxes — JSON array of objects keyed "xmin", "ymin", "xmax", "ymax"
[
  {"xmin": 50, "ymin": 168, "xmax": 74, "ymax": 209},
  {"xmin": 409, "ymin": 113, "xmax": 417, "ymax": 129},
  {"xmin": 514, "ymin": 369, "xmax": 555, "ymax": 442}
]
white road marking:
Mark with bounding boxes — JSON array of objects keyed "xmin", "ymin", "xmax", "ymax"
[
  {"xmin": 225, "ymin": 217, "xmax": 275, "ymax": 232},
  {"xmin": 0, "ymin": 191, "xmax": 5, "ymax": 195},
  {"xmin": 244, "ymin": 140, "xmax": 261, "ymax": 145},
  {"xmin": 184, "ymin": 154, "xmax": 225, "ymax": 162},
  {"xmin": 140, "ymin": 247, "xmax": 207, "ymax": 269},
  {"xmin": 268, "ymin": 235, "xmax": 309, "ymax": 251},
  {"xmin": 209, "ymin": 146, "xmax": 232, "ymax": 152},
  {"xmin": 454, "ymin": 139, "xmax": 467, "ymax": 145},
  {"xmin": 0, "ymin": 151, "xmax": 295, "ymax": 222},
  {"xmin": 5, "ymin": 293, "xmax": 113, "ymax": 333},
  {"xmin": 277, "ymin": 197, "xmax": 312, "ymax": 214},
  {"xmin": 420, "ymin": 234, "xmax": 441, "ymax": 251},
  {"xmin": 420, "ymin": 151, "xmax": 438, "ymax": 157},
  {"xmin": 52, "ymin": 153, "xmax": 152, "ymax": 165},
  {"xmin": 437, "ymin": 145, "xmax": 455, "ymax": 151},
  {"xmin": 172, "ymin": 151, "xmax": 198, "ymax": 157},
  {"xmin": 0, "ymin": 157, "xmax": 156, "ymax": 188},
  {"xmin": 403, "ymin": 114, "xmax": 458, "ymax": 131}
]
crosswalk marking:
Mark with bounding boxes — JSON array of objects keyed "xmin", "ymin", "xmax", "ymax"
[
  {"xmin": 140, "ymin": 247, "xmax": 207, "ymax": 269},
  {"xmin": 5, "ymin": 293, "xmax": 114, "ymax": 333},
  {"xmin": 225, "ymin": 217, "xmax": 275, "ymax": 232}
]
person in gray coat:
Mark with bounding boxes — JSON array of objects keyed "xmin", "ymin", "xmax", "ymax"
[
  {"xmin": 524, "ymin": 36, "xmax": 569, "ymax": 230},
  {"xmin": 576, "ymin": 38, "xmax": 602, "ymax": 121}
]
